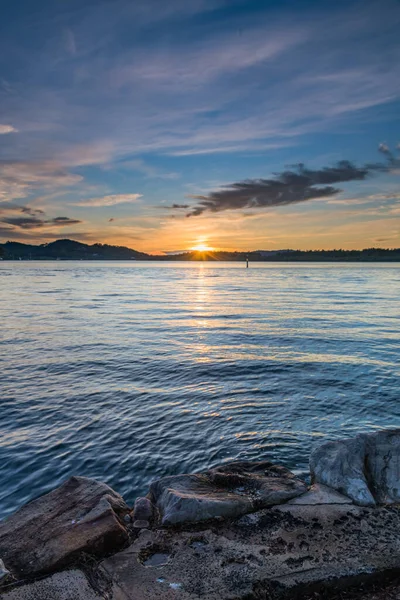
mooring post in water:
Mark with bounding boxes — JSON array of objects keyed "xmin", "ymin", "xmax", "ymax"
[{"xmin": 246, "ymin": 255, "xmax": 249, "ymax": 268}]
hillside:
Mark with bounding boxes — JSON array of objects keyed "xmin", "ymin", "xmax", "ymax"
[
  {"xmin": 0, "ymin": 239, "xmax": 150, "ymax": 260},
  {"xmin": 0, "ymin": 239, "xmax": 400, "ymax": 261}
]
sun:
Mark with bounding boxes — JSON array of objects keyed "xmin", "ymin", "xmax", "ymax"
[{"xmin": 191, "ymin": 243, "xmax": 214, "ymax": 252}]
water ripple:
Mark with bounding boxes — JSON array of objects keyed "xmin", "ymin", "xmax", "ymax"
[{"xmin": 0, "ymin": 261, "xmax": 399, "ymax": 518}]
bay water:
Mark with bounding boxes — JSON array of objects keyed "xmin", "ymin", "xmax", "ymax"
[{"xmin": 1, "ymin": 261, "xmax": 399, "ymax": 518}]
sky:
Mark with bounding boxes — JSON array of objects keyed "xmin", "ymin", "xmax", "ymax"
[{"xmin": 0, "ymin": 0, "xmax": 399, "ymax": 253}]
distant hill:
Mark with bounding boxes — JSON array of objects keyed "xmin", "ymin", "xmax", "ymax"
[
  {"xmin": 0, "ymin": 239, "xmax": 150, "ymax": 260},
  {"xmin": 0, "ymin": 239, "xmax": 399, "ymax": 261}
]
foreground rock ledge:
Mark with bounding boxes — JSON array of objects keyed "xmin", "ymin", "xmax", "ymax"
[
  {"xmin": 1, "ymin": 428, "xmax": 400, "ymax": 599},
  {"xmin": 100, "ymin": 502, "xmax": 400, "ymax": 600},
  {"xmin": 0, "ymin": 476, "xmax": 129, "ymax": 578}
]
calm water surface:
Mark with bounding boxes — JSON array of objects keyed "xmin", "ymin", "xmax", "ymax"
[{"xmin": 1, "ymin": 262, "xmax": 399, "ymax": 518}]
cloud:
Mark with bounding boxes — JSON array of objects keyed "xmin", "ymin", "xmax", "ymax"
[
  {"xmin": 378, "ymin": 142, "xmax": 400, "ymax": 169},
  {"xmin": 0, "ymin": 202, "xmax": 45, "ymax": 216},
  {"xmin": 184, "ymin": 161, "xmax": 372, "ymax": 216},
  {"xmin": 2, "ymin": 1, "xmax": 399, "ymax": 164},
  {"xmin": 0, "ymin": 124, "xmax": 17, "ymax": 134},
  {"xmin": 76, "ymin": 193, "xmax": 142, "ymax": 206},
  {"xmin": 1, "ymin": 216, "xmax": 82, "ymax": 230},
  {"xmin": 164, "ymin": 203, "xmax": 190, "ymax": 209},
  {"xmin": 121, "ymin": 159, "xmax": 179, "ymax": 180},
  {"xmin": 0, "ymin": 202, "xmax": 82, "ymax": 231},
  {"xmin": 184, "ymin": 153, "xmax": 400, "ymax": 217},
  {"xmin": 64, "ymin": 28, "xmax": 77, "ymax": 56},
  {"xmin": 0, "ymin": 161, "xmax": 82, "ymax": 202},
  {"xmin": 0, "ymin": 228, "xmax": 94, "ymax": 243}
]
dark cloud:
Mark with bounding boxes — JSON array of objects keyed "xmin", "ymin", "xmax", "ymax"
[
  {"xmin": 50, "ymin": 217, "xmax": 81, "ymax": 225},
  {"xmin": 0, "ymin": 228, "xmax": 95, "ymax": 242},
  {"xmin": 0, "ymin": 203, "xmax": 45, "ymax": 216},
  {"xmin": 1, "ymin": 215, "xmax": 82, "ymax": 230},
  {"xmin": 183, "ymin": 149, "xmax": 400, "ymax": 217},
  {"xmin": 0, "ymin": 203, "xmax": 82, "ymax": 230},
  {"xmin": 0, "ymin": 202, "xmax": 82, "ymax": 230},
  {"xmin": 0, "ymin": 226, "xmax": 15, "ymax": 236},
  {"xmin": 159, "ymin": 203, "xmax": 190, "ymax": 210},
  {"xmin": 20, "ymin": 206, "xmax": 45, "ymax": 216}
]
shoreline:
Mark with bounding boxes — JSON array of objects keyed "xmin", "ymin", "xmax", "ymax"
[{"xmin": 1, "ymin": 429, "xmax": 400, "ymax": 599}]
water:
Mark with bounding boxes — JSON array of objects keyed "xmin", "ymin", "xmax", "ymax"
[{"xmin": 0, "ymin": 261, "xmax": 399, "ymax": 519}]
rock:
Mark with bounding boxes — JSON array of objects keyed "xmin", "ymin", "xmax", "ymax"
[
  {"xmin": 287, "ymin": 483, "xmax": 352, "ymax": 505},
  {"xmin": 150, "ymin": 461, "xmax": 307, "ymax": 526},
  {"xmin": 0, "ymin": 476, "xmax": 129, "ymax": 578},
  {"xmin": 133, "ymin": 497, "xmax": 153, "ymax": 528},
  {"xmin": 0, "ymin": 560, "xmax": 10, "ymax": 583},
  {"xmin": 0, "ymin": 570, "xmax": 102, "ymax": 600},
  {"xmin": 310, "ymin": 429, "xmax": 400, "ymax": 506},
  {"xmin": 366, "ymin": 429, "xmax": 400, "ymax": 504},
  {"xmin": 99, "ymin": 503, "xmax": 400, "ymax": 600}
]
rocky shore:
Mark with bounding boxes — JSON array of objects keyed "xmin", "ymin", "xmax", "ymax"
[{"xmin": 1, "ymin": 429, "xmax": 400, "ymax": 599}]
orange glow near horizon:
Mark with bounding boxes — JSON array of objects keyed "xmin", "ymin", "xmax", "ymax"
[{"xmin": 190, "ymin": 241, "xmax": 214, "ymax": 252}]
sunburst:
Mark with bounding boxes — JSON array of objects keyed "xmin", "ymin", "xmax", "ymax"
[{"xmin": 191, "ymin": 243, "xmax": 214, "ymax": 252}]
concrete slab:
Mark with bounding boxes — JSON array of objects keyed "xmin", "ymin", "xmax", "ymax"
[
  {"xmin": 0, "ymin": 570, "xmax": 102, "ymax": 600},
  {"xmin": 99, "ymin": 504, "xmax": 400, "ymax": 599}
]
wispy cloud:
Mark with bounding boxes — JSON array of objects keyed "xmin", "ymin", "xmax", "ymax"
[
  {"xmin": 2, "ymin": 1, "xmax": 399, "ymax": 163},
  {"xmin": 75, "ymin": 193, "xmax": 142, "ymax": 207},
  {"xmin": 119, "ymin": 159, "xmax": 179, "ymax": 180},
  {"xmin": 0, "ymin": 0, "xmax": 400, "ymax": 249},
  {"xmin": 0, "ymin": 161, "xmax": 82, "ymax": 202},
  {"xmin": 0, "ymin": 125, "xmax": 17, "ymax": 135}
]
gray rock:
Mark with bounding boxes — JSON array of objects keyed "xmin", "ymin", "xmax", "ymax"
[
  {"xmin": 310, "ymin": 429, "xmax": 400, "ymax": 506},
  {"xmin": 0, "ymin": 476, "xmax": 129, "ymax": 578},
  {"xmin": 133, "ymin": 497, "xmax": 153, "ymax": 523},
  {"xmin": 366, "ymin": 429, "xmax": 400, "ymax": 504},
  {"xmin": 0, "ymin": 560, "xmax": 10, "ymax": 583},
  {"xmin": 0, "ymin": 570, "xmax": 101, "ymax": 600},
  {"xmin": 150, "ymin": 461, "xmax": 307, "ymax": 526}
]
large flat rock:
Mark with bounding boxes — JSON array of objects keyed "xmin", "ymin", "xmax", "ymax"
[
  {"xmin": 99, "ymin": 503, "xmax": 400, "ymax": 599},
  {"xmin": 0, "ymin": 477, "xmax": 129, "ymax": 578},
  {"xmin": 150, "ymin": 460, "xmax": 307, "ymax": 526},
  {"xmin": 0, "ymin": 570, "xmax": 102, "ymax": 600},
  {"xmin": 310, "ymin": 429, "xmax": 400, "ymax": 506}
]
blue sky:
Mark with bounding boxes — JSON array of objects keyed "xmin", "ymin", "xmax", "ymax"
[{"xmin": 0, "ymin": 0, "xmax": 399, "ymax": 252}]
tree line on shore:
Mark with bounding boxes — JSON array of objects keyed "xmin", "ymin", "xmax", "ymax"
[{"xmin": 1, "ymin": 239, "xmax": 400, "ymax": 261}]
